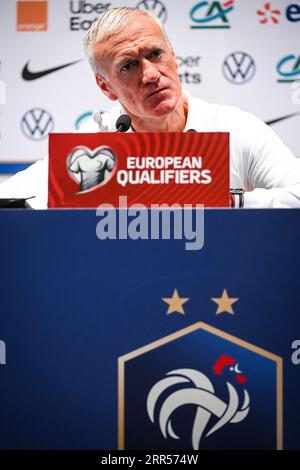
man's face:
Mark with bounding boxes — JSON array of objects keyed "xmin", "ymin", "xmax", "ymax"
[{"xmin": 94, "ymin": 16, "xmax": 182, "ymax": 120}]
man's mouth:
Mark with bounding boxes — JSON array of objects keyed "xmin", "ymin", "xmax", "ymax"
[{"xmin": 147, "ymin": 87, "xmax": 168, "ymax": 99}]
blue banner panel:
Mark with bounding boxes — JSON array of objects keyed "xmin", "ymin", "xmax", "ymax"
[{"xmin": 0, "ymin": 210, "xmax": 299, "ymax": 449}]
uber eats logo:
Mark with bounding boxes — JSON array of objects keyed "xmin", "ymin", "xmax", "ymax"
[
  {"xmin": 69, "ymin": 1, "xmax": 111, "ymax": 31},
  {"xmin": 177, "ymin": 56, "xmax": 202, "ymax": 85}
]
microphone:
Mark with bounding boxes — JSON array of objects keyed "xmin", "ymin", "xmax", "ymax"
[
  {"xmin": 187, "ymin": 129, "xmax": 197, "ymax": 132},
  {"xmin": 115, "ymin": 114, "xmax": 131, "ymax": 132}
]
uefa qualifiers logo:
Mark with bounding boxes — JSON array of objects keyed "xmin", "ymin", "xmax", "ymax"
[
  {"xmin": 66, "ymin": 146, "xmax": 212, "ymax": 193},
  {"xmin": 190, "ymin": 0, "xmax": 234, "ymax": 29},
  {"xmin": 67, "ymin": 145, "xmax": 116, "ymax": 192}
]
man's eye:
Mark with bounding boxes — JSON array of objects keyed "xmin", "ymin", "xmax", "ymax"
[
  {"xmin": 120, "ymin": 61, "xmax": 138, "ymax": 73},
  {"xmin": 149, "ymin": 49, "xmax": 162, "ymax": 60}
]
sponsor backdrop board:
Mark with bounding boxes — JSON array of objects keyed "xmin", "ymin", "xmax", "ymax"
[
  {"xmin": 0, "ymin": 209, "xmax": 299, "ymax": 449},
  {"xmin": 0, "ymin": 0, "xmax": 300, "ymax": 175}
]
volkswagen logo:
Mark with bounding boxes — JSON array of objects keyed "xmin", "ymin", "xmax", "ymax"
[
  {"xmin": 136, "ymin": 0, "xmax": 167, "ymax": 24},
  {"xmin": 21, "ymin": 108, "xmax": 54, "ymax": 141},
  {"xmin": 222, "ymin": 52, "xmax": 256, "ymax": 84}
]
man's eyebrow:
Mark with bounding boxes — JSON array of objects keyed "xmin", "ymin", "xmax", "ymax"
[
  {"xmin": 114, "ymin": 46, "xmax": 165, "ymax": 70},
  {"xmin": 118, "ymin": 56, "xmax": 137, "ymax": 66},
  {"xmin": 117, "ymin": 46, "xmax": 164, "ymax": 63}
]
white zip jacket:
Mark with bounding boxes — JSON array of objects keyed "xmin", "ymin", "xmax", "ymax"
[{"xmin": 0, "ymin": 91, "xmax": 299, "ymax": 209}]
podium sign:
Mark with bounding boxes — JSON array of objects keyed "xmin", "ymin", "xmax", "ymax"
[{"xmin": 48, "ymin": 132, "xmax": 229, "ymax": 208}]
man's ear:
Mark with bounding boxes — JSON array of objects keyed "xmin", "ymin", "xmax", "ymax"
[{"xmin": 95, "ymin": 74, "xmax": 118, "ymax": 101}]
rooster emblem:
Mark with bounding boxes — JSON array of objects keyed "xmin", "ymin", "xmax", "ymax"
[{"xmin": 146, "ymin": 355, "xmax": 250, "ymax": 449}]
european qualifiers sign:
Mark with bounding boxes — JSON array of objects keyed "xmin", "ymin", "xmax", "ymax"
[{"xmin": 48, "ymin": 132, "xmax": 229, "ymax": 208}]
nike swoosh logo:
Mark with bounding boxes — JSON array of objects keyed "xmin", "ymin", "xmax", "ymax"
[
  {"xmin": 266, "ymin": 112, "xmax": 300, "ymax": 126},
  {"xmin": 22, "ymin": 59, "xmax": 83, "ymax": 81}
]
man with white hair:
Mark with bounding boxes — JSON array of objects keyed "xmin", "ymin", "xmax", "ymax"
[{"xmin": 0, "ymin": 7, "xmax": 299, "ymax": 208}]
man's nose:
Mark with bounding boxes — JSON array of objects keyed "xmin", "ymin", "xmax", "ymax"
[{"xmin": 141, "ymin": 60, "xmax": 161, "ymax": 85}]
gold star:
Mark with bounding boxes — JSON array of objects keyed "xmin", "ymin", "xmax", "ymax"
[
  {"xmin": 211, "ymin": 289, "xmax": 239, "ymax": 315},
  {"xmin": 162, "ymin": 289, "xmax": 189, "ymax": 315}
]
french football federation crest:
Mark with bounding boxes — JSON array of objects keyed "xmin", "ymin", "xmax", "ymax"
[
  {"xmin": 147, "ymin": 359, "xmax": 250, "ymax": 449},
  {"xmin": 119, "ymin": 323, "xmax": 282, "ymax": 450}
]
